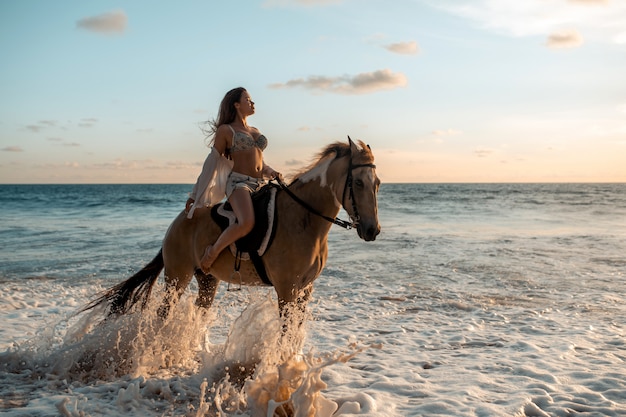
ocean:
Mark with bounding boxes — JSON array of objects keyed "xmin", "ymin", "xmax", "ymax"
[{"xmin": 1, "ymin": 183, "xmax": 625, "ymax": 416}]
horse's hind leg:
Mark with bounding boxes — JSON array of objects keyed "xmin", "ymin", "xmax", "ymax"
[
  {"xmin": 157, "ymin": 269, "xmax": 194, "ymax": 319},
  {"xmin": 195, "ymin": 271, "xmax": 220, "ymax": 309}
]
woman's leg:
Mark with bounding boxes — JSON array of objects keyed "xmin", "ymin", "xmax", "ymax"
[{"xmin": 200, "ymin": 188, "xmax": 255, "ymax": 272}]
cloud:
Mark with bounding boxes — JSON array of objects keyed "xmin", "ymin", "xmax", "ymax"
[
  {"xmin": 568, "ymin": 0, "xmax": 610, "ymax": 4},
  {"xmin": 78, "ymin": 118, "xmax": 98, "ymax": 128},
  {"xmin": 285, "ymin": 159, "xmax": 305, "ymax": 166},
  {"xmin": 613, "ymin": 32, "xmax": 626, "ymax": 43},
  {"xmin": 296, "ymin": 126, "xmax": 324, "ymax": 132},
  {"xmin": 93, "ymin": 158, "xmax": 154, "ymax": 170},
  {"xmin": 384, "ymin": 41, "xmax": 419, "ymax": 55},
  {"xmin": 546, "ymin": 30, "xmax": 584, "ymax": 48},
  {"xmin": 76, "ymin": 10, "xmax": 127, "ymax": 34},
  {"xmin": 24, "ymin": 120, "xmax": 59, "ymax": 133},
  {"xmin": 269, "ymin": 69, "xmax": 408, "ymax": 95},
  {"xmin": 437, "ymin": 0, "xmax": 626, "ymax": 44},
  {"xmin": 474, "ymin": 148, "xmax": 494, "ymax": 158},
  {"xmin": 263, "ymin": 0, "xmax": 342, "ymax": 6},
  {"xmin": 432, "ymin": 129, "xmax": 462, "ymax": 136},
  {"xmin": 164, "ymin": 161, "xmax": 198, "ymax": 170},
  {"xmin": 92, "ymin": 158, "xmax": 204, "ymax": 171},
  {"xmin": 2, "ymin": 146, "xmax": 23, "ymax": 152}
]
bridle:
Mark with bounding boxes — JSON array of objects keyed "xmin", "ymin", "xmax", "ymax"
[{"xmin": 276, "ymin": 141, "xmax": 376, "ymax": 230}]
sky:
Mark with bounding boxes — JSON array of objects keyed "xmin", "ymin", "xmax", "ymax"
[{"xmin": 1, "ymin": 0, "xmax": 625, "ymax": 184}]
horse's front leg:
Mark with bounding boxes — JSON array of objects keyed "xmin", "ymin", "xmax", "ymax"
[
  {"xmin": 278, "ymin": 284, "xmax": 312, "ymax": 319},
  {"xmin": 195, "ymin": 271, "xmax": 220, "ymax": 309},
  {"xmin": 277, "ymin": 285, "xmax": 313, "ymax": 356}
]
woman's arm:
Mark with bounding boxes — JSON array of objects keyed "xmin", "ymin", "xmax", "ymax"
[
  {"xmin": 262, "ymin": 161, "xmax": 282, "ymax": 180},
  {"xmin": 185, "ymin": 125, "xmax": 233, "ymax": 214},
  {"xmin": 212, "ymin": 124, "xmax": 230, "ymax": 156}
]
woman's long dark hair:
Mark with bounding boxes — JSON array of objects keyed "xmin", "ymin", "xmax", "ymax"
[{"xmin": 202, "ymin": 87, "xmax": 246, "ymax": 145}]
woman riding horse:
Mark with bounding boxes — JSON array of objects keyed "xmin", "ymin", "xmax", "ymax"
[
  {"xmin": 185, "ymin": 87, "xmax": 281, "ymax": 274},
  {"xmin": 83, "ymin": 131, "xmax": 380, "ymax": 334}
]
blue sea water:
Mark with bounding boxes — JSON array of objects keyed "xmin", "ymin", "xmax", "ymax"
[
  {"xmin": 0, "ymin": 184, "xmax": 188, "ymax": 280},
  {"xmin": 1, "ymin": 183, "xmax": 625, "ymax": 416},
  {"xmin": 3, "ymin": 183, "xmax": 624, "ymax": 281}
]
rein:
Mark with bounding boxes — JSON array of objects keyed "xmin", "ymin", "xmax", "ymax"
[
  {"xmin": 276, "ymin": 147, "xmax": 376, "ymax": 230},
  {"xmin": 276, "ymin": 178, "xmax": 354, "ymax": 229}
]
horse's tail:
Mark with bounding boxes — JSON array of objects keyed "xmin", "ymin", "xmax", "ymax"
[{"xmin": 81, "ymin": 249, "xmax": 164, "ymax": 316}]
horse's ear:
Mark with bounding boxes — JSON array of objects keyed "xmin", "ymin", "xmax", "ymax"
[{"xmin": 348, "ymin": 135, "xmax": 360, "ymax": 153}]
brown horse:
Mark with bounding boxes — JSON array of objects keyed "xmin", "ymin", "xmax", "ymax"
[{"xmin": 84, "ymin": 138, "xmax": 380, "ymax": 326}]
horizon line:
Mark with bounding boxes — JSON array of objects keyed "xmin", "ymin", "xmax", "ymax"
[{"xmin": 1, "ymin": 181, "xmax": 625, "ymax": 186}]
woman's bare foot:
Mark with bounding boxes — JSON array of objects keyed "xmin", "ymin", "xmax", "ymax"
[{"xmin": 200, "ymin": 245, "xmax": 218, "ymax": 273}]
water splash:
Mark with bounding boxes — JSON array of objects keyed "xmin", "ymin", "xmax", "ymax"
[
  {"xmin": 1, "ymin": 287, "xmax": 374, "ymax": 416},
  {"xmin": 199, "ymin": 293, "xmax": 381, "ymax": 416}
]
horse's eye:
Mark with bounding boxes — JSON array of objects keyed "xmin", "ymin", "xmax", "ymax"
[{"xmin": 355, "ymin": 179, "xmax": 364, "ymax": 188}]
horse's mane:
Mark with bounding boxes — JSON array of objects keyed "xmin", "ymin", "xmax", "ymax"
[{"xmin": 291, "ymin": 140, "xmax": 374, "ymax": 183}]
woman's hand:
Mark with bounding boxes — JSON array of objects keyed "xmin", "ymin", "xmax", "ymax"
[
  {"xmin": 263, "ymin": 164, "xmax": 282, "ymax": 181},
  {"xmin": 269, "ymin": 169, "xmax": 282, "ymax": 181},
  {"xmin": 185, "ymin": 198, "xmax": 194, "ymax": 213},
  {"xmin": 270, "ymin": 169, "xmax": 282, "ymax": 180}
]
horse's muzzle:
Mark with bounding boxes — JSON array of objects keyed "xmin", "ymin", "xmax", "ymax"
[{"xmin": 358, "ymin": 222, "xmax": 380, "ymax": 241}]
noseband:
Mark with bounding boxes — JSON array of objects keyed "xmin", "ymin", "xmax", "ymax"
[
  {"xmin": 277, "ymin": 144, "xmax": 376, "ymax": 230},
  {"xmin": 343, "ymin": 156, "xmax": 376, "ymax": 229}
]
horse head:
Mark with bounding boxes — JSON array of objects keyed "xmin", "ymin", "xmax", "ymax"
[{"xmin": 342, "ymin": 138, "xmax": 381, "ymax": 241}]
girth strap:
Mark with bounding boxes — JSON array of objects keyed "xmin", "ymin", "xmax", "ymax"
[{"xmin": 246, "ymin": 250, "xmax": 272, "ymax": 286}]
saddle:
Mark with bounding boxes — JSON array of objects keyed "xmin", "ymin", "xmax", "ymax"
[{"xmin": 210, "ymin": 183, "xmax": 279, "ymax": 286}]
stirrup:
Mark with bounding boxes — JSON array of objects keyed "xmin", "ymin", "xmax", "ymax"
[{"xmin": 227, "ymin": 250, "xmax": 243, "ymax": 291}]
